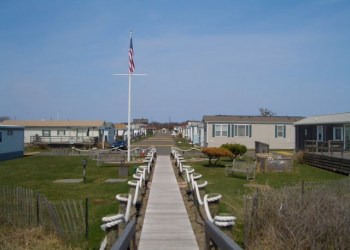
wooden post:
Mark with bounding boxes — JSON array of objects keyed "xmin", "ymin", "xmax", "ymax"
[
  {"xmin": 301, "ymin": 180, "xmax": 305, "ymax": 204},
  {"xmin": 36, "ymin": 193, "xmax": 40, "ymax": 227},
  {"xmin": 85, "ymin": 198, "xmax": 89, "ymax": 240}
]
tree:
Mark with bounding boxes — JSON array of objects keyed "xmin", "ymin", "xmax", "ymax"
[
  {"xmin": 0, "ymin": 116, "xmax": 10, "ymax": 122},
  {"xmin": 221, "ymin": 143, "xmax": 247, "ymax": 159},
  {"xmin": 259, "ymin": 108, "xmax": 276, "ymax": 117},
  {"xmin": 202, "ymin": 147, "xmax": 233, "ymax": 165}
]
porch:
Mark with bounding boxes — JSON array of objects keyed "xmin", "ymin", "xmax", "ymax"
[
  {"xmin": 304, "ymin": 140, "xmax": 347, "ymax": 157},
  {"xmin": 303, "ymin": 140, "xmax": 350, "ymax": 175},
  {"xmin": 30, "ymin": 135, "xmax": 97, "ymax": 146}
]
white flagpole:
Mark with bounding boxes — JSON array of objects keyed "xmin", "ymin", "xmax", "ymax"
[
  {"xmin": 113, "ymin": 31, "xmax": 147, "ymax": 162},
  {"xmin": 127, "ymin": 72, "xmax": 132, "ymax": 161}
]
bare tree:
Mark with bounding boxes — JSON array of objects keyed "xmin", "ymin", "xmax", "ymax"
[
  {"xmin": 259, "ymin": 108, "xmax": 276, "ymax": 117},
  {"xmin": 0, "ymin": 116, "xmax": 10, "ymax": 122}
]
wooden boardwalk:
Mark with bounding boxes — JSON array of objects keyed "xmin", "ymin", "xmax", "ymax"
[{"xmin": 138, "ymin": 155, "xmax": 199, "ymax": 250}]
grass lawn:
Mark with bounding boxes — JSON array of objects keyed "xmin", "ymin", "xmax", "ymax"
[
  {"xmin": 189, "ymin": 157, "xmax": 349, "ymax": 246},
  {"xmin": 0, "ymin": 155, "xmax": 133, "ymax": 249},
  {"xmin": 2, "ymin": 152, "xmax": 348, "ymax": 248}
]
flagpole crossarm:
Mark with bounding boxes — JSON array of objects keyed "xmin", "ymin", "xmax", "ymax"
[{"xmin": 113, "ymin": 73, "xmax": 148, "ymax": 76}]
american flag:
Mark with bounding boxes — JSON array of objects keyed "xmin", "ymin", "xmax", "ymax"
[{"xmin": 129, "ymin": 36, "xmax": 135, "ymax": 74}]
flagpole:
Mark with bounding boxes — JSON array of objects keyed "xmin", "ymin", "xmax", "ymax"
[
  {"xmin": 113, "ymin": 31, "xmax": 147, "ymax": 162},
  {"xmin": 127, "ymin": 72, "xmax": 132, "ymax": 161},
  {"xmin": 126, "ymin": 31, "xmax": 132, "ymax": 162}
]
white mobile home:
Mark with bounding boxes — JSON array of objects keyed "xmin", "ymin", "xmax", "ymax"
[
  {"xmin": 0, "ymin": 120, "xmax": 115, "ymax": 146},
  {"xmin": 0, "ymin": 125, "xmax": 24, "ymax": 161},
  {"xmin": 184, "ymin": 121, "xmax": 205, "ymax": 147}
]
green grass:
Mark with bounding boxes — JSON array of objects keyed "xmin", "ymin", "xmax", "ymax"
[
  {"xmin": 2, "ymin": 152, "xmax": 348, "ymax": 248},
  {"xmin": 190, "ymin": 158, "xmax": 348, "ymax": 246},
  {"xmin": 0, "ymin": 155, "xmax": 132, "ymax": 249},
  {"xmin": 174, "ymin": 135, "xmax": 195, "ymax": 148}
]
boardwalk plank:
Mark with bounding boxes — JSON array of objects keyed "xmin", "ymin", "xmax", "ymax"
[{"xmin": 138, "ymin": 156, "xmax": 198, "ymax": 250}]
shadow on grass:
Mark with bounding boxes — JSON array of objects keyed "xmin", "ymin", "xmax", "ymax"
[
  {"xmin": 98, "ymin": 163, "xmax": 134, "ymax": 169},
  {"xmin": 203, "ymin": 163, "xmax": 226, "ymax": 168},
  {"xmin": 225, "ymin": 174, "xmax": 249, "ymax": 180},
  {"xmin": 23, "ymin": 154, "xmax": 34, "ymax": 158}
]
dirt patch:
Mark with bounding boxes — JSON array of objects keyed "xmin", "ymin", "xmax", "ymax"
[
  {"xmin": 92, "ymin": 199, "xmax": 108, "ymax": 205},
  {"xmin": 178, "ymin": 181, "xmax": 188, "ymax": 189}
]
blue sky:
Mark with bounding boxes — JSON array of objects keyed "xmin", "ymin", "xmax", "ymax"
[{"xmin": 1, "ymin": 0, "xmax": 349, "ymax": 123}]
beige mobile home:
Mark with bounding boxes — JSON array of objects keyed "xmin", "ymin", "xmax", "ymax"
[{"xmin": 203, "ymin": 115, "xmax": 303, "ymax": 150}]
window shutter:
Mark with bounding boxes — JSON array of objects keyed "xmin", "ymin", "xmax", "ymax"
[
  {"xmin": 283, "ymin": 125, "xmax": 286, "ymax": 138},
  {"xmin": 249, "ymin": 125, "xmax": 252, "ymax": 137},
  {"xmin": 232, "ymin": 124, "xmax": 235, "ymax": 137},
  {"xmin": 212, "ymin": 124, "xmax": 215, "ymax": 137},
  {"xmin": 228, "ymin": 124, "xmax": 231, "ymax": 137},
  {"xmin": 275, "ymin": 125, "xmax": 277, "ymax": 138}
]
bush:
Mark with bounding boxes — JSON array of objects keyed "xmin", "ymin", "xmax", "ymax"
[
  {"xmin": 221, "ymin": 143, "xmax": 247, "ymax": 159},
  {"xmin": 202, "ymin": 147, "xmax": 233, "ymax": 165},
  {"xmin": 295, "ymin": 150, "xmax": 304, "ymax": 164}
]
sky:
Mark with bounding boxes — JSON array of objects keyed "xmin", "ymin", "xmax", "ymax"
[{"xmin": 1, "ymin": 0, "xmax": 349, "ymax": 123}]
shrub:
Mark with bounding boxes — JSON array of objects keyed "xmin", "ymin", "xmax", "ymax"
[
  {"xmin": 295, "ymin": 150, "xmax": 304, "ymax": 164},
  {"xmin": 221, "ymin": 143, "xmax": 247, "ymax": 159},
  {"xmin": 202, "ymin": 147, "xmax": 233, "ymax": 165}
]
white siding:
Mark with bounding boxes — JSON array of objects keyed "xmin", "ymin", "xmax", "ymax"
[{"xmin": 24, "ymin": 127, "xmax": 100, "ymax": 144}]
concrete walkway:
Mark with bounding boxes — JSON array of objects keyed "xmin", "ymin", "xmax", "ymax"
[{"xmin": 138, "ymin": 155, "xmax": 199, "ymax": 250}]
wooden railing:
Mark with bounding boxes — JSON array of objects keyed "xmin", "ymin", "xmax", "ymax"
[
  {"xmin": 305, "ymin": 140, "xmax": 344, "ymax": 156},
  {"xmin": 110, "ymin": 219, "xmax": 136, "ymax": 250},
  {"xmin": 30, "ymin": 136, "xmax": 97, "ymax": 145},
  {"xmin": 204, "ymin": 220, "xmax": 242, "ymax": 250}
]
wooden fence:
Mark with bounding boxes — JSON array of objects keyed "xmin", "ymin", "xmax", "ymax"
[
  {"xmin": 0, "ymin": 185, "xmax": 87, "ymax": 243},
  {"xmin": 95, "ymin": 152, "xmax": 127, "ymax": 166},
  {"xmin": 304, "ymin": 152, "xmax": 350, "ymax": 175}
]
